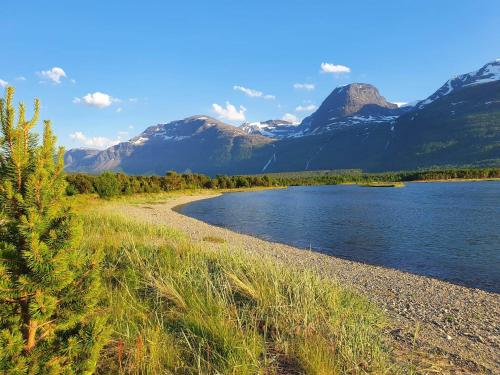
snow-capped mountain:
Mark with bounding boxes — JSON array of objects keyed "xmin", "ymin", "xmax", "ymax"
[
  {"xmin": 240, "ymin": 120, "xmax": 299, "ymax": 139},
  {"xmin": 129, "ymin": 116, "xmax": 246, "ymax": 146},
  {"xmin": 296, "ymin": 83, "xmax": 407, "ymax": 136},
  {"xmin": 244, "ymin": 84, "xmax": 408, "ymax": 139},
  {"xmin": 417, "ymin": 59, "xmax": 500, "ymax": 108},
  {"xmin": 65, "ymin": 116, "xmax": 272, "ymax": 174}
]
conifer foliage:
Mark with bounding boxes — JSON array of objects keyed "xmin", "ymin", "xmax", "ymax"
[{"xmin": 0, "ymin": 87, "xmax": 108, "ymax": 374}]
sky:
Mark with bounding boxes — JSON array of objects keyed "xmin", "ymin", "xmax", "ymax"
[{"xmin": 1, "ymin": 0, "xmax": 499, "ymax": 149}]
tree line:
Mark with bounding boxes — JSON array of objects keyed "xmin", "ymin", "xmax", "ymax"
[
  {"xmin": 65, "ymin": 172, "xmax": 277, "ymax": 198},
  {"xmin": 66, "ymin": 167, "xmax": 500, "ymax": 198}
]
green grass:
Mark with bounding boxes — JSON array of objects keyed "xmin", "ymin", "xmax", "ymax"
[{"xmin": 76, "ymin": 199, "xmax": 395, "ymax": 374}]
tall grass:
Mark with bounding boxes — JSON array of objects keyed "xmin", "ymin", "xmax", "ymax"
[{"xmin": 78, "ymin": 205, "xmax": 393, "ymax": 374}]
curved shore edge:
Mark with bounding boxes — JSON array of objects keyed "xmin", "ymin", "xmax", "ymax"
[{"xmin": 108, "ymin": 192, "xmax": 499, "ymax": 373}]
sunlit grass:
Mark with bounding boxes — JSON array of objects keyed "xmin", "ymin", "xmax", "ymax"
[{"xmin": 77, "ymin": 198, "xmax": 394, "ymax": 374}]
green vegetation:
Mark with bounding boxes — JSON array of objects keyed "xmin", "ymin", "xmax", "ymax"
[
  {"xmin": 78, "ymin": 200, "xmax": 392, "ymax": 374},
  {"xmin": 67, "ymin": 167, "xmax": 500, "ymax": 198},
  {"xmin": 95, "ymin": 171, "xmax": 122, "ymax": 198},
  {"xmin": 0, "ymin": 88, "xmax": 108, "ymax": 373},
  {"xmin": 359, "ymin": 182, "xmax": 406, "ymax": 188}
]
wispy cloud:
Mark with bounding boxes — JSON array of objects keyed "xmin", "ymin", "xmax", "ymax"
[
  {"xmin": 233, "ymin": 85, "xmax": 275, "ymax": 100},
  {"xmin": 295, "ymin": 104, "xmax": 318, "ymax": 112},
  {"xmin": 38, "ymin": 67, "xmax": 67, "ymax": 84},
  {"xmin": 15, "ymin": 76, "xmax": 26, "ymax": 81},
  {"xmin": 293, "ymin": 83, "xmax": 315, "ymax": 90},
  {"xmin": 0, "ymin": 79, "xmax": 8, "ymax": 88},
  {"xmin": 320, "ymin": 62, "xmax": 351, "ymax": 74},
  {"xmin": 212, "ymin": 102, "xmax": 247, "ymax": 121},
  {"xmin": 282, "ymin": 113, "xmax": 299, "ymax": 123},
  {"xmin": 73, "ymin": 92, "xmax": 120, "ymax": 108},
  {"xmin": 70, "ymin": 131, "xmax": 122, "ymax": 149}
]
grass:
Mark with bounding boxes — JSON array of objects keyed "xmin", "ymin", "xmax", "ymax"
[
  {"xmin": 358, "ymin": 182, "xmax": 406, "ymax": 188},
  {"xmin": 74, "ymin": 195, "xmax": 396, "ymax": 374},
  {"xmin": 202, "ymin": 235, "xmax": 227, "ymax": 244}
]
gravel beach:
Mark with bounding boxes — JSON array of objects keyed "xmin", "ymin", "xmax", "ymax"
[{"xmin": 106, "ymin": 192, "xmax": 499, "ymax": 373}]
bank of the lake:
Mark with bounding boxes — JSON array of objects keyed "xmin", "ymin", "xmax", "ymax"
[
  {"xmin": 181, "ymin": 183, "xmax": 500, "ymax": 292},
  {"xmin": 102, "ymin": 192, "xmax": 499, "ymax": 373}
]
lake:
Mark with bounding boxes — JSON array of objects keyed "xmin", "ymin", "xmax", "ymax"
[{"xmin": 180, "ymin": 182, "xmax": 500, "ymax": 293}]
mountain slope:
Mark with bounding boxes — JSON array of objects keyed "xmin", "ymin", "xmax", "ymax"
[
  {"xmin": 65, "ymin": 116, "xmax": 274, "ymax": 175},
  {"xmin": 240, "ymin": 120, "xmax": 299, "ymax": 139},
  {"xmin": 387, "ymin": 80, "xmax": 500, "ymax": 169},
  {"xmin": 416, "ymin": 59, "xmax": 500, "ymax": 109}
]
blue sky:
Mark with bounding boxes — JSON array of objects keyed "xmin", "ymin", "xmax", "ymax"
[{"xmin": 1, "ymin": 0, "xmax": 499, "ymax": 149}]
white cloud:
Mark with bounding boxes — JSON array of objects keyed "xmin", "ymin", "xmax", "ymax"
[
  {"xmin": 116, "ymin": 107, "xmax": 123, "ymax": 113},
  {"xmin": 293, "ymin": 83, "xmax": 315, "ymax": 90},
  {"xmin": 282, "ymin": 113, "xmax": 299, "ymax": 123},
  {"xmin": 39, "ymin": 67, "xmax": 67, "ymax": 84},
  {"xmin": 0, "ymin": 79, "xmax": 8, "ymax": 88},
  {"xmin": 212, "ymin": 101, "xmax": 247, "ymax": 121},
  {"xmin": 70, "ymin": 131, "xmax": 121, "ymax": 149},
  {"xmin": 320, "ymin": 62, "xmax": 351, "ymax": 74},
  {"xmin": 233, "ymin": 85, "xmax": 275, "ymax": 100},
  {"xmin": 391, "ymin": 102, "xmax": 407, "ymax": 107},
  {"xmin": 295, "ymin": 104, "xmax": 318, "ymax": 112},
  {"xmin": 15, "ymin": 76, "xmax": 26, "ymax": 81},
  {"xmin": 129, "ymin": 97, "xmax": 138, "ymax": 103},
  {"xmin": 73, "ymin": 92, "xmax": 120, "ymax": 108}
]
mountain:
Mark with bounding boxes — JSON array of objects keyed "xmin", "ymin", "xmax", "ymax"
[
  {"xmin": 65, "ymin": 116, "xmax": 274, "ymax": 175},
  {"xmin": 416, "ymin": 59, "xmax": 500, "ymax": 109},
  {"xmin": 386, "ymin": 76, "xmax": 500, "ymax": 169},
  {"xmin": 240, "ymin": 120, "xmax": 299, "ymax": 139},
  {"xmin": 65, "ymin": 60, "xmax": 500, "ymax": 175},
  {"xmin": 297, "ymin": 83, "xmax": 406, "ymax": 136},
  {"xmin": 243, "ymin": 84, "xmax": 408, "ymax": 139},
  {"xmin": 64, "ymin": 148, "xmax": 100, "ymax": 171}
]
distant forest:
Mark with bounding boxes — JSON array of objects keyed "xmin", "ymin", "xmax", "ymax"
[{"xmin": 66, "ymin": 167, "xmax": 500, "ymax": 198}]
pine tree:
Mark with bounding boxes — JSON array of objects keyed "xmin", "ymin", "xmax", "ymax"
[{"xmin": 0, "ymin": 87, "xmax": 108, "ymax": 374}]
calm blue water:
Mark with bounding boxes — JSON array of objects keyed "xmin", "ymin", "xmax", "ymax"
[{"xmin": 180, "ymin": 182, "xmax": 500, "ymax": 293}]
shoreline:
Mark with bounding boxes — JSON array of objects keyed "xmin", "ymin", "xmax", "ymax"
[{"xmin": 107, "ymin": 192, "xmax": 499, "ymax": 373}]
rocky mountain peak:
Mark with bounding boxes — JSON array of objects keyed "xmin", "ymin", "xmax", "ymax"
[
  {"xmin": 298, "ymin": 83, "xmax": 402, "ymax": 135},
  {"xmin": 321, "ymin": 83, "xmax": 397, "ymax": 117}
]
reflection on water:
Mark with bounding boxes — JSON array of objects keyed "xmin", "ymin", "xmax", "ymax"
[{"xmin": 181, "ymin": 182, "xmax": 500, "ymax": 293}]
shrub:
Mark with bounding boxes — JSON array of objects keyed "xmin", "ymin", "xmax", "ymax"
[{"xmin": 94, "ymin": 172, "xmax": 121, "ymax": 198}]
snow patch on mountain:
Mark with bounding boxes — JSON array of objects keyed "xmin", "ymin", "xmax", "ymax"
[
  {"xmin": 417, "ymin": 60, "xmax": 500, "ymax": 108},
  {"xmin": 240, "ymin": 120, "xmax": 299, "ymax": 139}
]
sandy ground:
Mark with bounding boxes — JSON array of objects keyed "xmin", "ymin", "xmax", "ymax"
[{"xmin": 106, "ymin": 193, "xmax": 499, "ymax": 374}]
